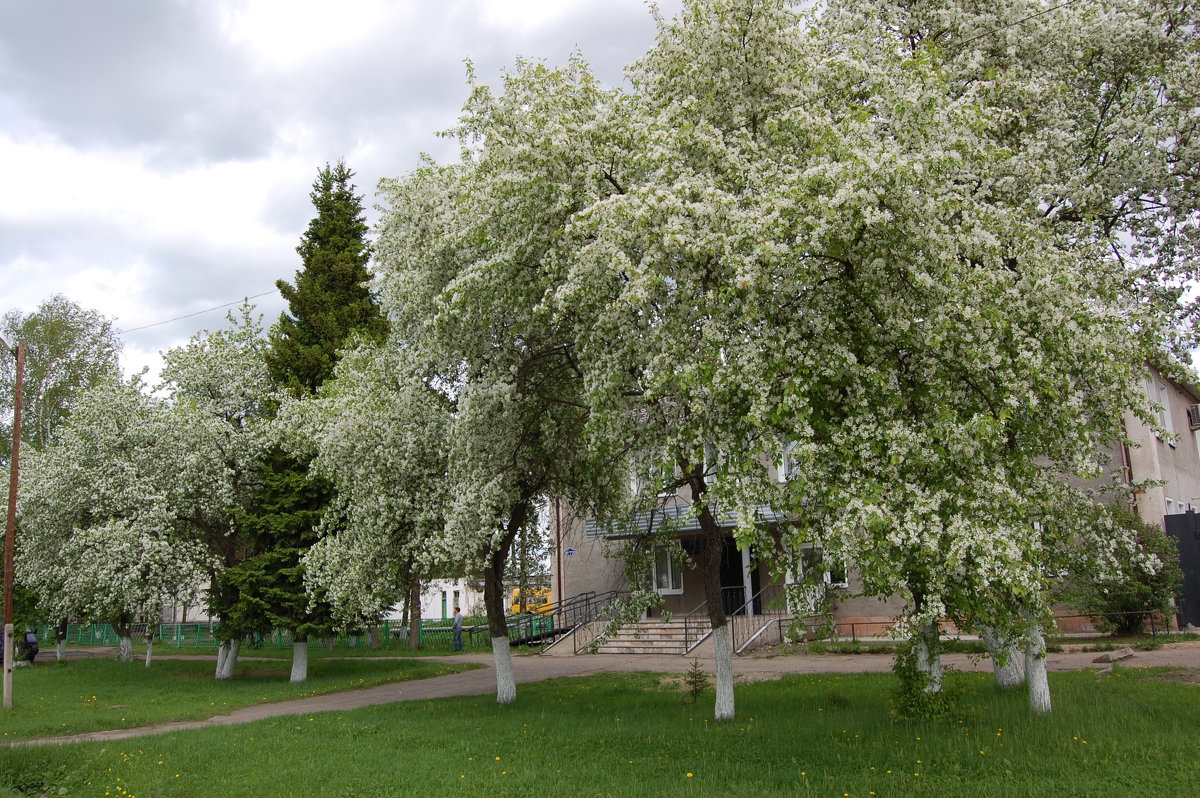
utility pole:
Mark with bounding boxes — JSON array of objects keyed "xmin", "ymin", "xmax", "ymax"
[{"xmin": 2, "ymin": 336, "xmax": 24, "ymax": 709}]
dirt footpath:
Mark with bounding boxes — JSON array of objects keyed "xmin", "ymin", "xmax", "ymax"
[{"xmin": 13, "ymin": 641, "xmax": 1198, "ymax": 747}]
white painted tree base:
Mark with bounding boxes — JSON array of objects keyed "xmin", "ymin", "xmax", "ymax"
[
  {"xmin": 117, "ymin": 635, "xmax": 133, "ymax": 662},
  {"xmin": 144, "ymin": 638, "xmax": 154, "ymax": 668},
  {"xmin": 215, "ymin": 639, "xmax": 241, "ymax": 679},
  {"xmin": 291, "ymin": 640, "xmax": 309, "ymax": 683},
  {"xmin": 1025, "ymin": 624, "xmax": 1052, "ymax": 714},
  {"xmin": 982, "ymin": 626, "xmax": 1026, "ymax": 689},
  {"xmin": 215, "ymin": 641, "xmax": 228, "ymax": 677},
  {"xmin": 712, "ymin": 623, "xmax": 735, "ymax": 721},
  {"xmin": 56, "ymin": 639, "xmax": 67, "ymax": 662},
  {"xmin": 492, "ymin": 636, "xmax": 516, "ymax": 705},
  {"xmin": 914, "ymin": 622, "xmax": 943, "ymax": 694}
]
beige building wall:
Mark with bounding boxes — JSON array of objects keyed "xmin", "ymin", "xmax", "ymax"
[{"xmin": 1129, "ymin": 365, "xmax": 1200, "ymax": 527}]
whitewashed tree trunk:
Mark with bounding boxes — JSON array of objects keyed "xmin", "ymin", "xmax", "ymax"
[
  {"xmin": 117, "ymin": 633, "xmax": 133, "ymax": 662},
  {"xmin": 492, "ymin": 636, "xmax": 516, "ymax": 705},
  {"xmin": 144, "ymin": 636, "xmax": 154, "ymax": 668},
  {"xmin": 55, "ymin": 621, "xmax": 67, "ymax": 662},
  {"xmin": 216, "ymin": 638, "xmax": 240, "ymax": 680},
  {"xmin": 914, "ymin": 621, "xmax": 943, "ymax": 694},
  {"xmin": 223, "ymin": 638, "xmax": 241, "ymax": 679},
  {"xmin": 1024, "ymin": 623, "xmax": 1052, "ymax": 714},
  {"xmin": 291, "ymin": 639, "xmax": 309, "ymax": 683},
  {"xmin": 215, "ymin": 640, "xmax": 229, "ymax": 678},
  {"xmin": 712, "ymin": 622, "xmax": 735, "ymax": 722},
  {"xmin": 981, "ymin": 625, "xmax": 1026, "ymax": 689}
]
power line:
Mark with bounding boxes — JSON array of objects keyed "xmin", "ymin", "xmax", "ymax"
[
  {"xmin": 952, "ymin": 0, "xmax": 1084, "ymax": 49},
  {"xmin": 117, "ymin": 289, "xmax": 279, "ymax": 334}
]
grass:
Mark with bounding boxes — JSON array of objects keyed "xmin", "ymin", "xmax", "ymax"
[
  {"xmin": 0, "ymin": 655, "xmax": 476, "ymax": 740},
  {"xmin": 802, "ymin": 632, "xmax": 1200, "ymax": 657},
  {"xmin": 2, "ymin": 664, "xmax": 1197, "ymax": 797}
]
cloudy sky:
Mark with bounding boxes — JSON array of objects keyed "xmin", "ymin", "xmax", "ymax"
[{"xmin": 0, "ymin": 0, "xmax": 683, "ymax": 381}]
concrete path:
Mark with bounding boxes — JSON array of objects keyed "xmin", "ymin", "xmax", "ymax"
[{"xmin": 13, "ymin": 642, "xmax": 1199, "ymax": 747}]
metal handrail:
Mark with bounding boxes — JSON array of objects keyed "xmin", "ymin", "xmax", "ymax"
[
  {"xmin": 682, "ymin": 600, "xmax": 712, "ymax": 651},
  {"xmin": 727, "ymin": 583, "xmax": 793, "ymax": 653},
  {"xmin": 569, "ymin": 590, "xmax": 630, "ymax": 654},
  {"xmin": 505, "ymin": 590, "xmax": 603, "ymax": 646}
]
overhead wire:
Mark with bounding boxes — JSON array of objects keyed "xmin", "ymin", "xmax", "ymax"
[{"xmin": 117, "ymin": 289, "xmax": 279, "ymax": 334}]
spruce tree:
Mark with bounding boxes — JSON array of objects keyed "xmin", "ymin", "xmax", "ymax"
[
  {"xmin": 266, "ymin": 160, "xmax": 388, "ymax": 396},
  {"xmin": 221, "ymin": 162, "xmax": 387, "ymax": 681}
]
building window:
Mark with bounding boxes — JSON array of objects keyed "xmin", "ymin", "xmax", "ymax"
[
  {"xmin": 632, "ymin": 460, "xmax": 677, "ymax": 499},
  {"xmin": 1149, "ymin": 377, "xmax": 1176, "ymax": 446},
  {"xmin": 653, "ymin": 547, "xmax": 684, "ymax": 595},
  {"xmin": 778, "ymin": 442, "xmax": 800, "ymax": 483},
  {"xmin": 801, "ymin": 547, "xmax": 848, "ymax": 589},
  {"xmin": 703, "ymin": 443, "xmax": 720, "ymax": 485}
]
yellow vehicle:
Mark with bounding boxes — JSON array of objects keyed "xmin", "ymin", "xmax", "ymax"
[{"xmin": 510, "ymin": 587, "xmax": 552, "ymax": 615}]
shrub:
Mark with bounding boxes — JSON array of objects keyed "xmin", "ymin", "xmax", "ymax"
[{"xmin": 1063, "ymin": 506, "xmax": 1184, "ymax": 635}]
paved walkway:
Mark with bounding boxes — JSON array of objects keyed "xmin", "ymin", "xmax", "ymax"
[{"xmin": 13, "ymin": 642, "xmax": 1199, "ymax": 747}]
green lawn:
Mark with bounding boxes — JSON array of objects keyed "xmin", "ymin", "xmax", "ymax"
[
  {"xmin": 2, "ymin": 665, "xmax": 1197, "ymax": 797},
  {"xmin": 0, "ymin": 656, "xmax": 475, "ymax": 740}
]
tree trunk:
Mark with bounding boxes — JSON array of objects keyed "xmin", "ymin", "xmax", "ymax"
[
  {"xmin": 691, "ymin": 466, "xmax": 735, "ymax": 722},
  {"xmin": 483, "ymin": 499, "xmax": 526, "ymax": 705},
  {"xmin": 409, "ymin": 579, "xmax": 421, "ymax": 651},
  {"xmin": 914, "ymin": 620, "xmax": 943, "ymax": 694},
  {"xmin": 1024, "ymin": 623, "xmax": 1051, "ymax": 714},
  {"xmin": 368, "ymin": 626, "xmax": 379, "ymax": 649},
  {"xmin": 114, "ymin": 616, "xmax": 133, "ymax": 662},
  {"xmin": 291, "ymin": 637, "xmax": 309, "ymax": 683},
  {"xmin": 216, "ymin": 638, "xmax": 240, "ymax": 679},
  {"xmin": 491, "ymin": 635, "xmax": 516, "ymax": 704},
  {"xmin": 981, "ymin": 625, "xmax": 1026, "ymax": 689},
  {"xmin": 215, "ymin": 640, "xmax": 229, "ymax": 678},
  {"xmin": 55, "ymin": 619, "xmax": 67, "ymax": 662},
  {"xmin": 144, "ymin": 625, "xmax": 154, "ymax": 668},
  {"xmin": 711, "ymin": 623, "xmax": 735, "ymax": 721}
]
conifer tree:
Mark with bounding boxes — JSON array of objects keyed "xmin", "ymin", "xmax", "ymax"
[
  {"xmin": 266, "ymin": 161, "xmax": 388, "ymax": 396},
  {"xmin": 222, "ymin": 161, "xmax": 387, "ymax": 683}
]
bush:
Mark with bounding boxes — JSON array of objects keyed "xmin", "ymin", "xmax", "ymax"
[{"xmin": 1064, "ymin": 507, "xmax": 1184, "ymax": 635}]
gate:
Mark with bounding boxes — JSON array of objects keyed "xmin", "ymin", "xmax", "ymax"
[{"xmin": 1165, "ymin": 512, "xmax": 1200, "ymax": 628}]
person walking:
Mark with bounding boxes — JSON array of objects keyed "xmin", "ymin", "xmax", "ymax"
[{"xmin": 452, "ymin": 606, "xmax": 464, "ymax": 652}]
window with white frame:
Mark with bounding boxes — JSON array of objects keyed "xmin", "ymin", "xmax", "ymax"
[
  {"xmin": 631, "ymin": 459, "xmax": 677, "ymax": 499},
  {"xmin": 800, "ymin": 546, "xmax": 848, "ymax": 589},
  {"xmin": 777, "ymin": 442, "xmax": 800, "ymax": 483},
  {"xmin": 653, "ymin": 547, "xmax": 683, "ymax": 595},
  {"xmin": 703, "ymin": 442, "xmax": 720, "ymax": 485},
  {"xmin": 1148, "ymin": 376, "xmax": 1177, "ymax": 446}
]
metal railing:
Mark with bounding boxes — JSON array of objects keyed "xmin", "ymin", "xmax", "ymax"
[
  {"xmin": 503, "ymin": 590, "xmax": 604, "ymax": 646},
  {"xmin": 569, "ymin": 590, "xmax": 630, "ymax": 654},
  {"xmin": 683, "ymin": 583, "xmax": 793, "ymax": 653},
  {"xmin": 682, "ymin": 600, "xmax": 712, "ymax": 652},
  {"xmin": 728, "ymin": 583, "xmax": 792, "ymax": 653}
]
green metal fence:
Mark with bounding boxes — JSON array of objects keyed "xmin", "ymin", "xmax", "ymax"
[{"xmin": 34, "ymin": 620, "xmax": 488, "ymax": 650}]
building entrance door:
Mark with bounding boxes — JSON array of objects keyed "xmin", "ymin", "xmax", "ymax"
[{"xmin": 1165, "ymin": 512, "xmax": 1200, "ymax": 628}]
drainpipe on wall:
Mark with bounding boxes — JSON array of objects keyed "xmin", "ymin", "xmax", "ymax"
[{"xmin": 555, "ymin": 498, "xmax": 564, "ymax": 603}]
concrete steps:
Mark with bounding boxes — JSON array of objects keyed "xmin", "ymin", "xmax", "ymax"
[{"xmin": 592, "ymin": 620, "xmax": 711, "ymax": 655}]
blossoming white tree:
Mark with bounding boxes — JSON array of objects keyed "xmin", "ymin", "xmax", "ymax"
[
  {"xmin": 282, "ymin": 344, "xmax": 453, "ymax": 634},
  {"xmin": 158, "ymin": 306, "xmax": 274, "ymax": 678},
  {"xmin": 16, "ymin": 380, "xmax": 211, "ymax": 663},
  {"xmin": 353, "ymin": 55, "xmax": 635, "ymax": 704},
  {"xmin": 556, "ymin": 0, "xmax": 1195, "ymax": 717}
]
